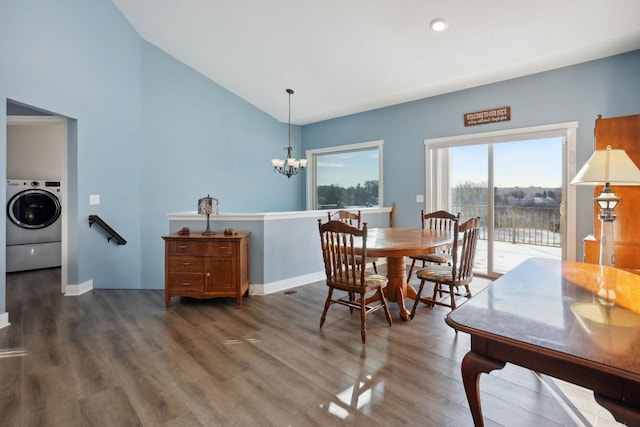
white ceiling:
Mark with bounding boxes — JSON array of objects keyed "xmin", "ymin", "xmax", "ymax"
[{"xmin": 112, "ymin": 0, "xmax": 640, "ymax": 125}]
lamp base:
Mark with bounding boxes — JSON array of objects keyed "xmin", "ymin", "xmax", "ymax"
[
  {"xmin": 599, "ymin": 217, "xmax": 615, "ymax": 266},
  {"xmin": 201, "ymin": 215, "xmax": 215, "ymax": 235}
]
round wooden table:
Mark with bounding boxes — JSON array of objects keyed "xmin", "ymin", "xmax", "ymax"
[{"xmin": 360, "ymin": 227, "xmax": 454, "ymax": 320}]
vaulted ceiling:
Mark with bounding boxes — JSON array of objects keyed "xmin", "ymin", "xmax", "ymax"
[{"xmin": 112, "ymin": 0, "xmax": 640, "ymax": 124}]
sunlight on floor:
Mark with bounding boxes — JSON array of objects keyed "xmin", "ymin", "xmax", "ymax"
[{"xmin": 0, "ymin": 347, "xmax": 28, "ymax": 358}]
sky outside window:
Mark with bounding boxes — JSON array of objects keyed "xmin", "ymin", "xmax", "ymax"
[{"xmin": 317, "ymin": 149, "xmax": 379, "ymax": 188}]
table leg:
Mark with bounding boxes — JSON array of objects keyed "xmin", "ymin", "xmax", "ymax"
[
  {"xmin": 594, "ymin": 392, "xmax": 640, "ymax": 426},
  {"xmin": 461, "ymin": 351, "xmax": 506, "ymax": 427},
  {"xmin": 384, "ymin": 256, "xmax": 415, "ymax": 321}
]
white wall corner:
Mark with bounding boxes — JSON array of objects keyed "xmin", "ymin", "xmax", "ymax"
[
  {"xmin": 64, "ymin": 279, "xmax": 93, "ymax": 296},
  {"xmin": 0, "ymin": 312, "xmax": 10, "ymax": 330}
]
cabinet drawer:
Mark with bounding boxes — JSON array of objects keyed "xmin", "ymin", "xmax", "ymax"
[
  {"xmin": 169, "ymin": 241, "xmax": 236, "ymax": 255},
  {"xmin": 168, "ymin": 256, "xmax": 203, "ymax": 273},
  {"xmin": 167, "ymin": 273, "xmax": 204, "ymax": 293}
]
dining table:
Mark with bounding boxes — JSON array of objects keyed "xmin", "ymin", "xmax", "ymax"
[
  {"xmin": 359, "ymin": 227, "xmax": 454, "ymax": 320},
  {"xmin": 446, "ymin": 258, "xmax": 640, "ymax": 426}
]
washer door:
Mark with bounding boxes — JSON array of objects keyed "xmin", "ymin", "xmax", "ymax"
[{"xmin": 7, "ymin": 189, "xmax": 61, "ymax": 229}]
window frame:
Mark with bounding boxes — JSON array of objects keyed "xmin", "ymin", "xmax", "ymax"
[{"xmin": 305, "ymin": 140, "xmax": 384, "ymax": 210}]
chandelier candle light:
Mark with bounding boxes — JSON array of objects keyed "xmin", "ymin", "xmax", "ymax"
[
  {"xmin": 271, "ymin": 89, "xmax": 307, "ymax": 178},
  {"xmin": 197, "ymin": 194, "xmax": 218, "ymax": 235},
  {"xmin": 571, "ymin": 145, "xmax": 640, "ymax": 266}
]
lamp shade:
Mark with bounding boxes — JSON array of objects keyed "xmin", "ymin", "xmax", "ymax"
[
  {"xmin": 571, "ymin": 145, "xmax": 640, "ymax": 186},
  {"xmin": 197, "ymin": 195, "xmax": 218, "ymax": 215}
]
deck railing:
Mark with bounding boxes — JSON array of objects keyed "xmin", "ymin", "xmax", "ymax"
[{"xmin": 454, "ymin": 205, "xmax": 561, "ymax": 247}]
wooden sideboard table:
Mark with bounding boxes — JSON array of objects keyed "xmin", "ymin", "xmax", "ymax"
[
  {"xmin": 162, "ymin": 231, "xmax": 250, "ymax": 308},
  {"xmin": 446, "ymin": 258, "xmax": 640, "ymax": 426}
]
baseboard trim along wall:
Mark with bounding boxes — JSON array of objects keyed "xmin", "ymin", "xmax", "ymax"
[
  {"xmin": 251, "ymin": 271, "xmax": 326, "ymax": 295},
  {"xmin": 0, "ymin": 312, "xmax": 9, "ymax": 329},
  {"xmin": 64, "ymin": 279, "xmax": 93, "ymax": 296}
]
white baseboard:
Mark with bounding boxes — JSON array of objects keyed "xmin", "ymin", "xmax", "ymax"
[
  {"xmin": 250, "ymin": 258, "xmax": 393, "ymax": 296},
  {"xmin": 251, "ymin": 271, "xmax": 326, "ymax": 295},
  {"xmin": 64, "ymin": 279, "xmax": 93, "ymax": 296},
  {"xmin": 0, "ymin": 312, "xmax": 10, "ymax": 329}
]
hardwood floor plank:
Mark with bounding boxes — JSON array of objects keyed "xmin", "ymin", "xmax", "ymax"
[
  {"xmin": 23, "ymin": 364, "xmax": 83, "ymax": 426},
  {"xmin": 97, "ymin": 328, "xmax": 190, "ymax": 425},
  {"xmin": 61, "ymin": 332, "xmax": 120, "ymax": 396},
  {"xmin": 2, "ymin": 267, "xmax": 625, "ymax": 426},
  {"xmin": 78, "ymin": 386, "xmax": 143, "ymax": 427},
  {"xmin": 0, "ymin": 360, "xmax": 22, "ymax": 427},
  {"xmin": 22, "ymin": 330, "xmax": 66, "ymax": 377}
]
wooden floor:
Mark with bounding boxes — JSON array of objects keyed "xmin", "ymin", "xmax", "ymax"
[{"xmin": 0, "ymin": 267, "xmax": 625, "ymax": 426}]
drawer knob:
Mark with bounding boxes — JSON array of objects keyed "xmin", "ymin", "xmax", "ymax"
[
  {"xmin": 178, "ymin": 245, "xmax": 187, "ymax": 249},
  {"xmin": 180, "ymin": 282, "xmax": 191, "ymax": 286},
  {"xmin": 183, "ymin": 262, "xmax": 191, "ymax": 266},
  {"xmin": 206, "ymin": 272, "xmax": 210, "ymax": 277}
]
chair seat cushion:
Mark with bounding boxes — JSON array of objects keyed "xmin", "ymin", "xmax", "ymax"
[
  {"xmin": 411, "ymin": 253, "xmax": 452, "ymax": 264},
  {"xmin": 331, "ymin": 273, "xmax": 388, "ymax": 290},
  {"xmin": 364, "ymin": 274, "xmax": 388, "ymax": 287},
  {"xmin": 416, "ymin": 265, "xmax": 453, "ymax": 282}
]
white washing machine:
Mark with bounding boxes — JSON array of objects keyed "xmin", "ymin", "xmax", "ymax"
[{"xmin": 6, "ymin": 179, "xmax": 62, "ymax": 272}]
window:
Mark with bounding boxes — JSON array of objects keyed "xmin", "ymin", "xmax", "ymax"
[{"xmin": 306, "ymin": 140, "xmax": 383, "ymax": 210}]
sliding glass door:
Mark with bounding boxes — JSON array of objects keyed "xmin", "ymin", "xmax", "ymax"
[{"xmin": 426, "ymin": 123, "xmax": 577, "ymax": 278}]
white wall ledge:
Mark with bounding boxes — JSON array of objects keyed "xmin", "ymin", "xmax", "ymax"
[{"xmin": 167, "ymin": 207, "xmax": 392, "ymax": 222}]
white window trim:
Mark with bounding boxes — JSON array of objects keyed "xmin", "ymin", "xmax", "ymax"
[
  {"xmin": 424, "ymin": 121, "xmax": 579, "ymax": 261},
  {"xmin": 305, "ymin": 140, "xmax": 384, "ymax": 210}
]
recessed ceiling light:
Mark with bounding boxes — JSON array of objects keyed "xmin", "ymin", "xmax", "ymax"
[{"xmin": 430, "ymin": 18, "xmax": 449, "ymax": 32}]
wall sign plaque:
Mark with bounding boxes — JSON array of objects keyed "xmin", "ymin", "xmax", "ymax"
[{"xmin": 464, "ymin": 106, "xmax": 511, "ymax": 126}]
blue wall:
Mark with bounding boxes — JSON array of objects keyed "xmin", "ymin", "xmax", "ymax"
[
  {"xmin": 302, "ymin": 50, "xmax": 640, "ymax": 255},
  {"xmin": 0, "ymin": 0, "xmax": 639, "ymax": 316},
  {"xmin": 139, "ymin": 42, "xmax": 303, "ymax": 289},
  {"xmin": 0, "ymin": 0, "xmax": 303, "ymax": 316},
  {"xmin": 0, "ymin": 0, "xmax": 143, "ymax": 309}
]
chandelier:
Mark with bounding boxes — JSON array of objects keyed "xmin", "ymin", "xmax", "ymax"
[{"xmin": 271, "ymin": 89, "xmax": 307, "ymax": 178}]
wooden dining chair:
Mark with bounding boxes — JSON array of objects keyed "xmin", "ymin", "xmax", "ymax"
[
  {"xmin": 406, "ymin": 210, "xmax": 460, "ymax": 283},
  {"xmin": 328, "ymin": 210, "xmax": 379, "ymax": 274},
  {"xmin": 410, "ymin": 216, "xmax": 480, "ymax": 317},
  {"xmin": 318, "ymin": 219, "xmax": 393, "ymax": 343}
]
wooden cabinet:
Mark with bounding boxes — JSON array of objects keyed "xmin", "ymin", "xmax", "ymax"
[
  {"xmin": 584, "ymin": 114, "xmax": 640, "ymax": 269},
  {"xmin": 162, "ymin": 232, "xmax": 250, "ymax": 308}
]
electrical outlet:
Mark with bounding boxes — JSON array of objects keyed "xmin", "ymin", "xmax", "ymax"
[
  {"xmin": 416, "ymin": 194, "xmax": 424, "ymax": 203},
  {"xmin": 90, "ymin": 194, "xmax": 100, "ymax": 205}
]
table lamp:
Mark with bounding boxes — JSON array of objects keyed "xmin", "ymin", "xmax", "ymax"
[
  {"xmin": 197, "ymin": 194, "xmax": 217, "ymax": 235},
  {"xmin": 571, "ymin": 145, "xmax": 640, "ymax": 266}
]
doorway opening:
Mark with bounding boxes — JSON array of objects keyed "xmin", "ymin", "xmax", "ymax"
[{"xmin": 6, "ymin": 100, "xmax": 74, "ymax": 294}]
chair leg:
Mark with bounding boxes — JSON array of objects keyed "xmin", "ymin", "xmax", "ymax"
[
  {"xmin": 436, "ymin": 282, "xmax": 445, "ymax": 298},
  {"xmin": 379, "ymin": 288, "xmax": 393, "ymax": 326},
  {"xmin": 349, "ymin": 291, "xmax": 355, "ymax": 314},
  {"xmin": 449, "ymin": 285, "xmax": 456, "ymax": 310},
  {"xmin": 406, "ymin": 259, "xmax": 417, "ymax": 284},
  {"xmin": 320, "ymin": 288, "xmax": 333, "ymax": 328},
  {"xmin": 432, "ymin": 282, "xmax": 441, "ymax": 304},
  {"xmin": 360, "ymin": 292, "xmax": 367, "ymax": 344},
  {"xmin": 410, "ymin": 280, "xmax": 427, "ymax": 319}
]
